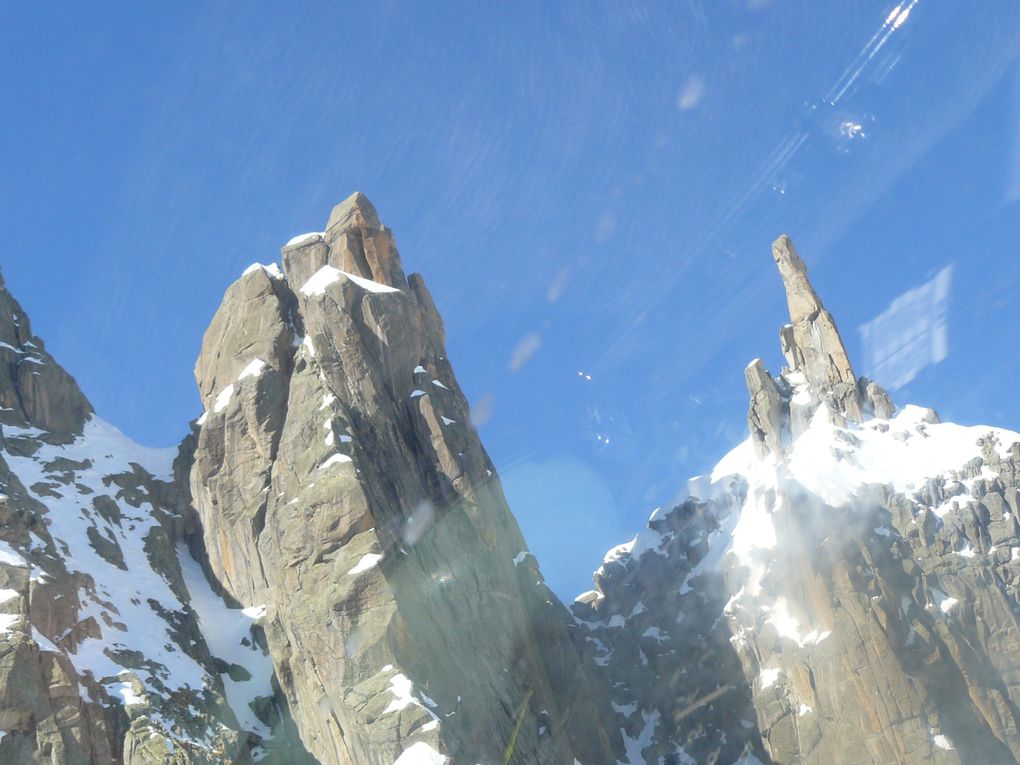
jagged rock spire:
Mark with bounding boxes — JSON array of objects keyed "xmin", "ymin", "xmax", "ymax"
[
  {"xmin": 746, "ymin": 235, "xmax": 894, "ymax": 459},
  {"xmin": 280, "ymin": 190, "xmax": 408, "ymax": 289},
  {"xmin": 772, "ymin": 234, "xmax": 862, "ymax": 423},
  {"xmin": 745, "ymin": 358, "xmax": 787, "ymax": 459},
  {"xmin": 191, "ymin": 193, "xmax": 621, "ymax": 765}
]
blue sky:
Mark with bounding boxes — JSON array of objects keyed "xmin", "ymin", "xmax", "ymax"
[{"xmin": 4, "ymin": 1, "xmax": 1020, "ymax": 599}]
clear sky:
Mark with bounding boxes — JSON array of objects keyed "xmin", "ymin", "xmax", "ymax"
[{"xmin": 4, "ymin": 1, "xmax": 1020, "ymax": 599}]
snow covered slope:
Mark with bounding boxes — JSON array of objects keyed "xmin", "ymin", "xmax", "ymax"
[{"xmin": 0, "ymin": 417, "xmax": 258, "ymax": 755}]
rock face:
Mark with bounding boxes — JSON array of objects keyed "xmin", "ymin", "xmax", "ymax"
[
  {"xmin": 584, "ymin": 234, "xmax": 1020, "ymax": 764},
  {"xmin": 746, "ymin": 235, "xmax": 894, "ymax": 460},
  {"xmin": 571, "ymin": 487, "xmax": 768, "ymax": 765},
  {"xmin": 188, "ymin": 192, "xmax": 620, "ymax": 765},
  {"xmin": 771, "ymin": 235, "xmax": 862, "ymax": 424}
]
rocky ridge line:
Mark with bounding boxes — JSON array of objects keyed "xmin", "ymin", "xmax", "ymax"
[
  {"xmin": 8, "ymin": 204, "xmax": 1020, "ymax": 765},
  {"xmin": 0, "ymin": 193, "xmax": 621, "ymax": 765}
]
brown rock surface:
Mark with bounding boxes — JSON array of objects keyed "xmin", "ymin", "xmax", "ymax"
[{"xmin": 0, "ymin": 271, "xmax": 93, "ymax": 441}]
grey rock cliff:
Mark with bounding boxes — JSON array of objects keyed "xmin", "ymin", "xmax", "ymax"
[{"xmin": 188, "ymin": 192, "xmax": 621, "ymax": 765}]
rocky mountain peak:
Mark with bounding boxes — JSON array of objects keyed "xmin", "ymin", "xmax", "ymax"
[
  {"xmin": 281, "ymin": 191, "xmax": 407, "ymax": 289},
  {"xmin": 326, "ymin": 190, "xmax": 382, "ymax": 232},
  {"xmin": 12, "ymin": 193, "xmax": 1020, "ymax": 765},
  {"xmin": 579, "ymin": 230, "xmax": 1020, "ymax": 765},
  {"xmin": 188, "ymin": 194, "xmax": 620, "ymax": 764},
  {"xmin": 771, "ymin": 234, "xmax": 861, "ymax": 419},
  {"xmin": 747, "ymin": 235, "xmax": 894, "ymax": 459},
  {"xmin": 7, "ymin": 216, "xmax": 916, "ymax": 765}
]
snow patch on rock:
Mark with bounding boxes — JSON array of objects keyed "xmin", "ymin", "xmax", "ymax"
[{"xmin": 300, "ymin": 265, "xmax": 400, "ymax": 296}]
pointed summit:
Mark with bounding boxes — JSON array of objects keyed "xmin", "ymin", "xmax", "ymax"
[
  {"xmin": 194, "ymin": 195, "xmax": 621, "ymax": 765},
  {"xmin": 772, "ymin": 234, "xmax": 862, "ymax": 422},
  {"xmin": 745, "ymin": 235, "xmax": 894, "ymax": 458},
  {"xmin": 326, "ymin": 190, "xmax": 381, "ymax": 233},
  {"xmin": 281, "ymin": 191, "xmax": 407, "ymax": 290}
]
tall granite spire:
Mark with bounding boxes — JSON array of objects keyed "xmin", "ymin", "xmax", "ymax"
[
  {"xmin": 746, "ymin": 235, "xmax": 894, "ymax": 459},
  {"xmin": 189, "ymin": 193, "xmax": 621, "ymax": 764}
]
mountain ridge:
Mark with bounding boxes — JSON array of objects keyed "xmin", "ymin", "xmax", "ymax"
[{"xmin": 2, "ymin": 197, "xmax": 1020, "ymax": 765}]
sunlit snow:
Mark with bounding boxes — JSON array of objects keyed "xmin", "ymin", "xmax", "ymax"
[
  {"xmin": 392, "ymin": 742, "xmax": 448, "ymax": 765},
  {"xmin": 285, "ymin": 232, "xmax": 323, "ymax": 247},
  {"xmin": 213, "ymin": 384, "xmax": 235, "ymax": 413},
  {"xmin": 2, "ymin": 418, "xmax": 206, "ymax": 714},
  {"xmin": 177, "ymin": 544, "xmax": 274, "ymax": 738},
  {"xmin": 242, "ymin": 263, "xmax": 284, "ymax": 279},
  {"xmin": 319, "ymin": 454, "xmax": 353, "ymax": 469},
  {"xmin": 347, "ymin": 553, "xmax": 382, "ymax": 576},
  {"xmin": 786, "ymin": 404, "xmax": 1019, "ymax": 508},
  {"xmin": 238, "ymin": 359, "xmax": 267, "ymax": 380},
  {"xmin": 0, "ymin": 613, "xmax": 20, "ymax": 634},
  {"xmin": 299, "ymin": 265, "xmax": 400, "ymax": 296},
  {"xmin": 759, "ymin": 667, "xmax": 781, "ymax": 689},
  {"xmin": 383, "ymin": 672, "xmax": 422, "ymax": 714}
]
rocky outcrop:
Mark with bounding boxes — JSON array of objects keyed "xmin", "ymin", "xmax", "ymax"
[
  {"xmin": 571, "ymin": 487, "xmax": 769, "ymax": 765},
  {"xmin": 746, "ymin": 359, "xmax": 787, "ymax": 460},
  {"xmin": 725, "ymin": 455, "xmax": 1020, "ymax": 765},
  {"xmin": 771, "ymin": 235, "xmax": 861, "ymax": 424},
  {"xmin": 188, "ymin": 192, "xmax": 620, "ymax": 765}
]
